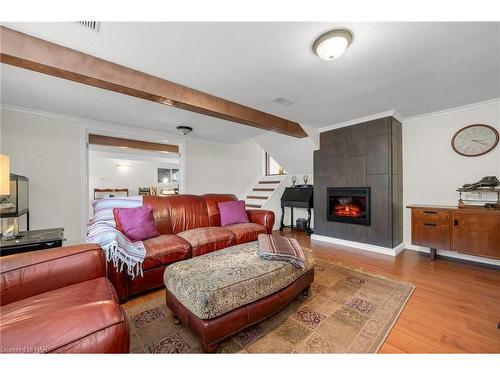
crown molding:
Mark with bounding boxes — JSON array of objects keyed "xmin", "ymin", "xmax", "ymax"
[
  {"xmin": 318, "ymin": 109, "xmax": 405, "ymax": 133},
  {"xmin": 316, "ymin": 98, "xmax": 500, "ymax": 133},
  {"xmin": 404, "ymin": 98, "xmax": 500, "ymax": 123},
  {"xmin": 0, "ymin": 104, "xmax": 186, "ymax": 145}
]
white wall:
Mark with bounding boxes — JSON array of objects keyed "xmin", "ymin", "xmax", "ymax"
[
  {"xmin": 7, "ymin": 98, "xmax": 496, "ymax": 253},
  {"xmin": 254, "ymin": 132, "xmax": 316, "ymax": 178},
  {"xmin": 403, "ymin": 99, "xmax": 500, "ymax": 248},
  {"xmin": 185, "ymin": 137, "xmax": 262, "ymax": 196},
  {"xmin": 1, "ymin": 109, "xmax": 85, "ymax": 245},
  {"xmin": 1, "ymin": 107, "xmax": 263, "ymax": 244},
  {"xmin": 254, "ymin": 132, "xmax": 316, "ymax": 229}
]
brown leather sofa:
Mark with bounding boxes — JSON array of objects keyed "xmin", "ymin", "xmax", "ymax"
[
  {"xmin": 0, "ymin": 244, "xmax": 130, "ymax": 353},
  {"xmin": 106, "ymin": 193, "xmax": 275, "ymax": 302}
]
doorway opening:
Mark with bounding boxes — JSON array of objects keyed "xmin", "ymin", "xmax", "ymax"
[{"xmin": 87, "ymin": 134, "xmax": 182, "ymax": 220}]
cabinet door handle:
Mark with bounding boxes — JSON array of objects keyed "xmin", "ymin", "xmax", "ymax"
[
  {"xmin": 424, "ymin": 223, "xmax": 437, "ymax": 227},
  {"xmin": 423, "ymin": 211, "xmax": 437, "ymax": 214},
  {"xmin": 454, "ymin": 219, "xmax": 459, "ymax": 226}
]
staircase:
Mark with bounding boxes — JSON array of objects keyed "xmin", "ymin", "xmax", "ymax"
[{"xmin": 244, "ymin": 174, "xmax": 287, "ymax": 209}]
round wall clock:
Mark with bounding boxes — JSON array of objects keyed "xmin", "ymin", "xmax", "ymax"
[{"xmin": 451, "ymin": 124, "xmax": 499, "ymax": 157}]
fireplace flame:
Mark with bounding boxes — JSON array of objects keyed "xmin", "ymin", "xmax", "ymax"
[{"xmin": 334, "ymin": 203, "xmax": 362, "ymax": 217}]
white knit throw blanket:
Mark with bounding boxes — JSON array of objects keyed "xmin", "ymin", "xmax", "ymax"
[{"xmin": 86, "ymin": 196, "xmax": 146, "ymax": 277}]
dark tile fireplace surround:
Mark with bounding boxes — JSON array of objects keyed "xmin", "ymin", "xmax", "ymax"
[{"xmin": 314, "ymin": 116, "xmax": 403, "ymax": 248}]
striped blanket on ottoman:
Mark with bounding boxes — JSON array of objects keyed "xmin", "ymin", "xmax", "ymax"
[
  {"xmin": 86, "ymin": 196, "xmax": 146, "ymax": 277},
  {"xmin": 257, "ymin": 234, "xmax": 305, "ymax": 269}
]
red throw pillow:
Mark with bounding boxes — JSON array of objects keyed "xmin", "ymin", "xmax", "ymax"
[
  {"xmin": 113, "ymin": 205, "xmax": 160, "ymax": 242},
  {"xmin": 218, "ymin": 200, "xmax": 249, "ymax": 227}
]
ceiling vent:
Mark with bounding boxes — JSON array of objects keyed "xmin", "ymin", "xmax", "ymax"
[
  {"xmin": 272, "ymin": 97, "xmax": 294, "ymax": 107},
  {"xmin": 76, "ymin": 21, "xmax": 101, "ymax": 33}
]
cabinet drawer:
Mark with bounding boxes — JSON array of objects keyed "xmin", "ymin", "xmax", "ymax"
[
  {"xmin": 413, "ymin": 209, "xmax": 451, "ymax": 225},
  {"xmin": 412, "ymin": 222, "xmax": 451, "ymax": 250}
]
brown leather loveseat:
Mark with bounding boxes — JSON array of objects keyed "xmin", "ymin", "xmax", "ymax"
[
  {"xmin": 0, "ymin": 244, "xmax": 129, "ymax": 353},
  {"xmin": 106, "ymin": 193, "xmax": 275, "ymax": 302}
]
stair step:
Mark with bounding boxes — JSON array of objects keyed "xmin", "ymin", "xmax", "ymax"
[
  {"xmin": 253, "ymin": 188, "xmax": 274, "ymax": 192},
  {"xmin": 259, "ymin": 180, "xmax": 281, "ymax": 184},
  {"xmin": 247, "ymin": 195, "xmax": 268, "ymax": 200},
  {"xmin": 246, "ymin": 204, "xmax": 262, "ymax": 208}
]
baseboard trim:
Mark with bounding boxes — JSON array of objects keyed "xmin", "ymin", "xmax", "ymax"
[
  {"xmin": 310, "ymin": 234, "xmax": 405, "ymax": 257},
  {"xmin": 405, "ymin": 244, "xmax": 500, "ymax": 267}
]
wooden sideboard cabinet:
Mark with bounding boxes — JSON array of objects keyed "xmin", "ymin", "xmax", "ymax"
[{"xmin": 407, "ymin": 205, "xmax": 500, "ymax": 261}]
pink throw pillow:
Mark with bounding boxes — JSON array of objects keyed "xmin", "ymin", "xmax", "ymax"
[
  {"xmin": 113, "ymin": 204, "xmax": 160, "ymax": 242},
  {"xmin": 218, "ymin": 200, "xmax": 249, "ymax": 227}
]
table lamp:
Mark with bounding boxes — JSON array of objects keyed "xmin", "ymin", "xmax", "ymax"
[
  {"xmin": 0, "ymin": 154, "xmax": 15, "ymax": 238},
  {"xmin": 0, "ymin": 154, "xmax": 9, "ymax": 196}
]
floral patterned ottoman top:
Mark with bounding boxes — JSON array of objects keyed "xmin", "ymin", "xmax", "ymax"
[{"xmin": 164, "ymin": 241, "xmax": 314, "ymax": 320}]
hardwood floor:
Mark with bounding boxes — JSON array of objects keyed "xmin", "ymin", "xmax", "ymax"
[{"xmin": 124, "ymin": 229, "xmax": 500, "ymax": 353}]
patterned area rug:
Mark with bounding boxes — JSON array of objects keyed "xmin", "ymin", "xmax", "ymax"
[{"xmin": 124, "ymin": 256, "xmax": 414, "ymax": 353}]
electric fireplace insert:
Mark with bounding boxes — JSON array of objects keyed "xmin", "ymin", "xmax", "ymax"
[{"xmin": 327, "ymin": 187, "xmax": 371, "ymax": 226}]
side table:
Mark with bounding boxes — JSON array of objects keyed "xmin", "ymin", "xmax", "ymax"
[{"xmin": 0, "ymin": 228, "xmax": 65, "ymax": 256}]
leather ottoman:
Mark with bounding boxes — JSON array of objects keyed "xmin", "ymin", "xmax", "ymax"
[{"xmin": 164, "ymin": 241, "xmax": 314, "ymax": 352}]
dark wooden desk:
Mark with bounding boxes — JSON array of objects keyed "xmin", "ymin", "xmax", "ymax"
[
  {"xmin": 279, "ymin": 186, "xmax": 313, "ymax": 235},
  {"xmin": 0, "ymin": 228, "xmax": 65, "ymax": 256}
]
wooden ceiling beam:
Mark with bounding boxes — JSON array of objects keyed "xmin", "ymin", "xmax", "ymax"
[
  {"xmin": 0, "ymin": 26, "xmax": 308, "ymax": 138},
  {"xmin": 88, "ymin": 134, "xmax": 179, "ymax": 153}
]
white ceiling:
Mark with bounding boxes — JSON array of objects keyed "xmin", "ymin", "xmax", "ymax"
[
  {"xmin": 0, "ymin": 64, "xmax": 265, "ymax": 143},
  {"xmin": 1, "ymin": 22, "xmax": 499, "ymax": 143}
]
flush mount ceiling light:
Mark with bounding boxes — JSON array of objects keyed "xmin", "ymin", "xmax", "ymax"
[
  {"xmin": 116, "ymin": 163, "xmax": 130, "ymax": 171},
  {"xmin": 313, "ymin": 28, "xmax": 353, "ymax": 61},
  {"xmin": 176, "ymin": 125, "xmax": 193, "ymax": 136}
]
